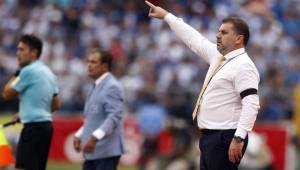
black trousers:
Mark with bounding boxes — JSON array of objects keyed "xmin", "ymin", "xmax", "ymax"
[
  {"xmin": 83, "ymin": 156, "xmax": 121, "ymax": 170},
  {"xmin": 16, "ymin": 121, "xmax": 53, "ymax": 170},
  {"xmin": 199, "ymin": 129, "xmax": 248, "ymax": 170}
]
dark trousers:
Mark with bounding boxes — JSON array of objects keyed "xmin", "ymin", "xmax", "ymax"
[
  {"xmin": 199, "ymin": 129, "xmax": 248, "ymax": 170},
  {"xmin": 83, "ymin": 156, "xmax": 121, "ymax": 170},
  {"xmin": 16, "ymin": 121, "xmax": 53, "ymax": 170}
]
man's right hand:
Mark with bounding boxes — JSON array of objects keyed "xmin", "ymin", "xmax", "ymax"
[
  {"xmin": 73, "ymin": 136, "xmax": 81, "ymax": 152},
  {"xmin": 145, "ymin": 1, "xmax": 169, "ymax": 20}
]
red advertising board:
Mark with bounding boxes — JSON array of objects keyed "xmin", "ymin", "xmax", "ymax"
[
  {"xmin": 49, "ymin": 115, "xmax": 143, "ymax": 165},
  {"xmin": 49, "ymin": 116, "xmax": 83, "ymax": 162},
  {"xmin": 49, "ymin": 116, "xmax": 289, "ymax": 170},
  {"xmin": 254, "ymin": 124, "xmax": 288, "ymax": 170}
]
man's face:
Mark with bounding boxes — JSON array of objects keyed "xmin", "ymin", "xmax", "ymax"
[
  {"xmin": 87, "ymin": 52, "xmax": 107, "ymax": 80},
  {"xmin": 216, "ymin": 23, "xmax": 241, "ymax": 55},
  {"xmin": 17, "ymin": 42, "xmax": 33, "ymax": 68}
]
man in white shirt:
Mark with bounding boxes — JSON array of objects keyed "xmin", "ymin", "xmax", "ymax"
[{"xmin": 145, "ymin": 1, "xmax": 260, "ymax": 170}]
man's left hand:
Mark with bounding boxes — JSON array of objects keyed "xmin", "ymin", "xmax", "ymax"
[
  {"xmin": 228, "ymin": 138, "xmax": 244, "ymax": 163},
  {"xmin": 83, "ymin": 136, "xmax": 98, "ymax": 153}
]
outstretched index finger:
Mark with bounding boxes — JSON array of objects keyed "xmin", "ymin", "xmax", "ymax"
[{"xmin": 145, "ymin": 1, "xmax": 156, "ymax": 8}]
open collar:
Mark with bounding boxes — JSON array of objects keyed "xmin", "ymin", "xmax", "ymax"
[
  {"xmin": 224, "ymin": 48, "xmax": 245, "ymax": 60},
  {"xmin": 95, "ymin": 72, "xmax": 110, "ymax": 86}
]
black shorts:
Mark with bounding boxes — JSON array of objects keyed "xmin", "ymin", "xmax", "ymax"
[{"xmin": 16, "ymin": 121, "xmax": 53, "ymax": 170}]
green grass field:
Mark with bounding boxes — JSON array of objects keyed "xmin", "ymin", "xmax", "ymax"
[
  {"xmin": 1, "ymin": 160, "xmax": 138, "ymax": 170},
  {"xmin": 47, "ymin": 161, "xmax": 137, "ymax": 170},
  {"xmin": 47, "ymin": 161, "xmax": 81, "ymax": 170}
]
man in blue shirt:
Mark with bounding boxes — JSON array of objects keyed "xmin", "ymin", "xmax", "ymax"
[{"xmin": 2, "ymin": 34, "xmax": 61, "ymax": 170}]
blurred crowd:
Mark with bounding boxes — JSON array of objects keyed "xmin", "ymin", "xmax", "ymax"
[
  {"xmin": 1, "ymin": 0, "xmax": 299, "ymax": 123},
  {"xmin": 0, "ymin": 0, "xmax": 299, "ymax": 169},
  {"xmin": 0, "ymin": 0, "xmax": 300, "ymax": 125}
]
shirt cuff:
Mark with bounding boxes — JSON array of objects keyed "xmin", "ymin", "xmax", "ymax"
[
  {"xmin": 164, "ymin": 13, "xmax": 176, "ymax": 23},
  {"xmin": 235, "ymin": 128, "xmax": 248, "ymax": 139},
  {"xmin": 74, "ymin": 126, "xmax": 83, "ymax": 138},
  {"xmin": 92, "ymin": 129, "xmax": 106, "ymax": 140}
]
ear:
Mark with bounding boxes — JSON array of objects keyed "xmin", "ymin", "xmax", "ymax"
[
  {"xmin": 236, "ymin": 35, "xmax": 244, "ymax": 45},
  {"xmin": 30, "ymin": 49, "xmax": 39, "ymax": 59},
  {"xmin": 103, "ymin": 63, "xmax": 109, "ymax": 71}
]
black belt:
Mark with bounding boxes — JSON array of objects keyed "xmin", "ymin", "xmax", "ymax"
[
  {"xmin": 24, "ymin": 121, "xmax": 51, "ymax": 127},
  {"xmin": 201, "ymin": 129, "xmax": 236, "ymax": 135}
]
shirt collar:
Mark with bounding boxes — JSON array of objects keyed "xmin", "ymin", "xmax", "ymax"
[
  {"xmin": 28, "ymin": 60, "xmax": 41, "ymax": 66},
  {"xmin": 224, "ymin": 48, "xmax": 245, "ymax": 60},
  {"xmin": 95, "ymin": 72, "xmax": 110, "ymax": 86}
]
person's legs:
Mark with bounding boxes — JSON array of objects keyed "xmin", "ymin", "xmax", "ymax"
[
  {"xmin": 199, "ymin": 130, "xmax": 248, "ymax": 170},
  {"xmin": 15, "ymin": 125, "xmax": 37, "ymax": 170},
  {"xmin": 199, "ymin": 130, "xmax": 222, "ymax": 170},
  {"xmin": 83, "ymin": 160, "xmax": 95, "ymax": 170},
  {"xmin": 15, "ymin": 122, "xmax": 53, "ymax": 170},
  {"xmin": 95, "ymin": 156, "xmax": 121, "ymax": 170},
  {"xmin": 83, "ymin": 156, "xmax": 120, "ymax": 170},
  {"xmin": 199, "ymin": 152, "xmax": 207, "ymax": 170},
  {"xmin": 37, "ymin": 123, "xmax": 53, "ymax": 170}
]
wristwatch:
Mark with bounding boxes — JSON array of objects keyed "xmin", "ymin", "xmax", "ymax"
[{"xmin": 233, "ymin": 135, "xmax": 245, "ymax": 143}]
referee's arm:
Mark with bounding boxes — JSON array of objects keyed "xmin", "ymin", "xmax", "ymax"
[
  {"xmin": 2, "ymin": 77, "xmax": 19, "ymax": 100},
  {"xmin": 51, "ymin": 94, "xmax": 61, "ymax": 112}
]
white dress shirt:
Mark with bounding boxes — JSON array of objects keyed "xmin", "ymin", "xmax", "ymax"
[
  {"xmin": 164, "ymin": 13, "xmax": 260, "ymax": 139},
  {"xmin": 75, "ymin": 72, "xmax": 110, "ymax": 140}
]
